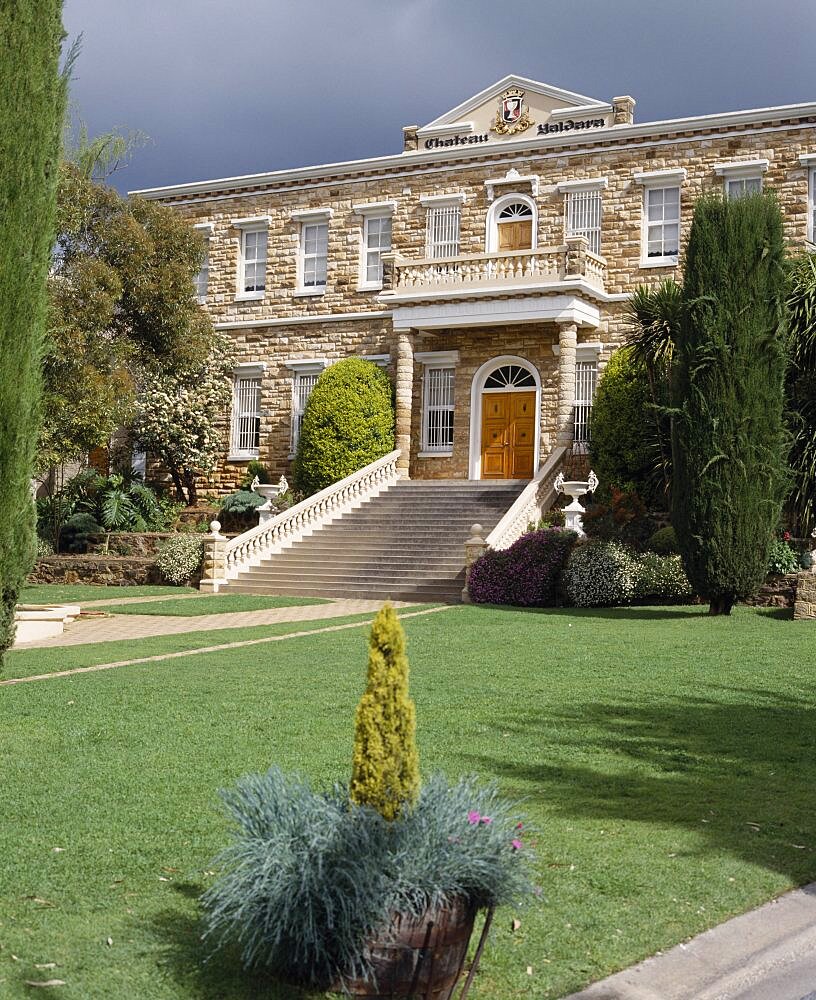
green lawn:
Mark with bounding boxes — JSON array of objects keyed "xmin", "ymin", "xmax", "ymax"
[
  {"xmin": 97, "ymin": 594, "xmax": 330, "ymax": 616},
  {"xmin": 20, "ymin": 583, "xmax": 197, "ymax": 604},
  {"xmin": 1, "ymin": 605, "xmax": 815, "ymax": 999}
]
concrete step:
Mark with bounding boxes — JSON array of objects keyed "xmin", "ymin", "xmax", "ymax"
[
  {"xmin": 227, "ymin": 583, "xmax": 463, "ymax": 601},
  {"xmin": 234, "ymin": 567, "xmax": 466, "ymax": 584}
]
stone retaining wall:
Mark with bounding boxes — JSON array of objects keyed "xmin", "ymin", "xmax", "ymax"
[
  {"xmin": 794, "ymin": 573, "xmax": 816, "ymax": 620},
  {"xmin": 30, "ymin": 556, "xmax": 163, "ymax": 587},
  {"xmin": 743, "ymin": 574, "xmax": 800, "ymax": 609}
]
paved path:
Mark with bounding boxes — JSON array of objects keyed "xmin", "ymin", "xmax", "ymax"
[
  {"xmin": 3, "ymin": 606, "xmax": 452, "ymax": 686},
  {"xmin": 19, "ymin": 598, "xmax": 422, "ymax": 648},
  {"xmin": 563, "ymin": 882, "xmax": 816, "ymax": 1000}
]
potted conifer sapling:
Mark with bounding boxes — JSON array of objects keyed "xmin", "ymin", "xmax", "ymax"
[{"xmin": 202, "ymin": 604, "xmax": 533, "ymax": 998}]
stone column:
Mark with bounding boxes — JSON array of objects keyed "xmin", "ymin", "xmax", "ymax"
[
  {"xmin": 199, "ymin": 521, "xmax": 227, "ymax": 594},
  {"xmin": 556, "ymin": 322, "xmax": 578, "ymax": 448},
  {"xmin": 612, "ymin": 95, "xmax": 636, "ymax": 125},
  {"xmin": 395, "ymin": 330, "xmax": 414, "ymax": 477}
]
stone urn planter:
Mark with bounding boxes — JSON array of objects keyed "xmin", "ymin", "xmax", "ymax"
[{"xmin": 337, "ymin": 899, "xmax": 493, "ymax": 1000}]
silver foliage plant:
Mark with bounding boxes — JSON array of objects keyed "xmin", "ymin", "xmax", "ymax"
[
  {"xmin": 154, "ymin": 534, "xmax": 204, "ymax": 585},
  {"xmin": 201, "ymin": 768, "xmax": 534, "ymax": 987}
]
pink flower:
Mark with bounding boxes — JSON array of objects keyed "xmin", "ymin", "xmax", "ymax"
[
  {"xmin": 511, "ymin": 839, "xmax": 523, "ymax": 851},
  {"xmin": 480, "ymin": 816, "xmax": 493, "ymax": 825},
  {"xmin": 784, "ymin": 531, "xmax": 792, "ymax": 541},
  {"xmin": 515, "ymin": 822, "xmax": 523, "ymax": 830},
  {"xmin": 467, "ymin": 811, "xmax": 481, "ymax": 825}
]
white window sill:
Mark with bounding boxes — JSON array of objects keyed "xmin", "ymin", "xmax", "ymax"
[
  {"xmin": 227, "ymin": 452, "xmax": 260, "ymax": 462},
  {"xmin": 234, "ymin": 292, "xmax": 265, "ymax": 301},
  {"xmin": 418, "ymin": 450, "xmax": 453, "ymax": 459},
  {"xmin": 357, "ymin": 282, "xmax": 384, "ymax": 293},
  {"xmin": 293, "ymin": 287, "xmax": 326, "ymax": 298},
  {"xmin": 639, "ymin": 257, "xmax": 678, "ymax": 269},
  {"xmin": 196, "ymin": 295, "xmax": 207, "ymax": 305}
]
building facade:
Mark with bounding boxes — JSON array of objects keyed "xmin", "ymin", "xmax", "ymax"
[{"xmin": 134, "ymin": 76, "xmax": 816, "ymax": 491}]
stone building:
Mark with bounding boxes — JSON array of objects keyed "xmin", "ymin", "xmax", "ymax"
[{"xmin": 134, "ymin": 75, "xmax": 816, "ymax": 493}]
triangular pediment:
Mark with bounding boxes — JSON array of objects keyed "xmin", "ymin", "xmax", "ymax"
[{"xmin": 415, "ymin": 75, "xmax": 613, "ymax": 144}]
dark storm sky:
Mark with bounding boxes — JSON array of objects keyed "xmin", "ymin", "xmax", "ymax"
[{"xmin": 61, "ymin": 0, "xmax": 816, "ymax": 194}]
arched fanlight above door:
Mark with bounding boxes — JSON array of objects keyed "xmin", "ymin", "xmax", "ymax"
[
  {"xmin": 498, "ymin": 202, "xmax": 533, "ymax": 221},
  {"xmin": 483, "ymin": 364, "xmax": 536, "ymax": 389}
]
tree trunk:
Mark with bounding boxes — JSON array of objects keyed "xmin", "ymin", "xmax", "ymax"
[
  {"xmin": 168, "ymin": 463, "xmax": 188, "ymax": 505},
  {"xmin": 183, "ymin": 469, "xmax": 197, "ymax": 507}
]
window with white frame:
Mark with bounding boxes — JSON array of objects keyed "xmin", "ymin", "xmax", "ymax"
[
  {"xmin": 634, "ymin": 169, "xmax": 686, "ymax": 267},
  {"xmin": 810, "ymin": 167, "xmax": 816, "ymax": 244},
  {"xmin": 230, "ymin": 367, "xmax": 263, "ymax": 458},
  {"xmin": 422, "ymin": 367, "xmax": 455, "ymax": 452},
  {"xmin": 193, "ymin": 253, "xmax": 209, "ymax": 301},
  {"xmin": 645, "ymin": 186, "xmax": 681, "ymax": 262},
  {"xmin": 726, "ymin": 176, "xmax": 763, "ymax": 199},
  {"xmin": 363, "ymin": 215, "xmax": 392, "ymax": 285},
  {"xmin": 416, "ymin": 351, "xmax": 458, "ymax": 454},
  {"xmin": 291, "ymin": 370, "xmax": 320, "ymax": 451},
  {"xmin": 193, "ymin": 222, "xmax": 213, "ymax": 302},
  {"xmin": 563, "ymin": 188, "xmax": 603, "ymax": 255},
  {"xmin": 573, "ymin": 358, "xmax": 598, "ymax": 449},
  {"xmin": 425, "ymin": 203, "xmax": 461, "ymax": 259},
  {"xmin": 714, "ymin": 160, "xmax": 768, "ymax": 201},
  {"xmin": 240, "ymin": 228, "xmax": 267, "ymax": 294},
  {"xmin": 301, "ymin": 222, "xmax": 328, "ymax": 289}
]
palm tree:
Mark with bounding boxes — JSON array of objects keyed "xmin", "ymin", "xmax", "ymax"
[
  {"xmin": 786, "ymin": 253, "xmax": 816, "ymax": 534},
  {"xmin": 624, "ymin": 280, "xmax": 682, "ymax": 502}
]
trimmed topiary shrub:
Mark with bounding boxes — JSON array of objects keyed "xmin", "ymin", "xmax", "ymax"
[
  {"xmin": 634, "ymin": 552, "xmax": 693, "ymax": 602},
  {"xmin": 563, "ymin": 540, "xmax": 638, "ymax": 607},
  {"xmin": 647, "ymin": 525, "xmax": 679, "ymax": 555},
  {"xmin": 468, "ymin": 529, "xmax": 578, "ymax": 607},
  {"xmin": 155, "ymin": 533, "xmax": 204, "ymax": 585},
  {"xmin": 350, "ymin": 603, "xmax": 419, "ymax": 822},
  {"xmin": 589, "ymin": 347, "xmax": 657, "ymax": 503},
  {"xmin": 59, "ymin": 513, "xmax": 103, "ymax": 554},
  {"xmin": 293, "ymin": 358, "xmax": 395, "ymax": 496}
]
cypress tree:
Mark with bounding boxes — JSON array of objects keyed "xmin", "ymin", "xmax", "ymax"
[
  {"xmin": 350, "ymin": 604, "xmax": 419, "ymax": 821},
  {"xmin": 672, "ymin": 194, "xmax": 788, "ymax": 615},
  {"xmin": 0, "ymin": 3, "xmax": 67, "ymax": 659}
]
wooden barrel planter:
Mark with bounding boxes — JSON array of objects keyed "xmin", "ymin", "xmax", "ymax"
[{"xmin": 335, "ymin": 899, "xmax": 494, "ymax": 1000}]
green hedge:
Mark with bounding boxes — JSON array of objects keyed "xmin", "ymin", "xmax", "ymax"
[{"xmin": 293, "ymin": 359, "xmax": 395, "ymax": 495}]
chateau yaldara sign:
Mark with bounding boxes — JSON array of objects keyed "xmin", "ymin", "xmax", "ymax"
[{"xmin": 423, "ymin": 116, "xmax": 607, "ymax": 150}]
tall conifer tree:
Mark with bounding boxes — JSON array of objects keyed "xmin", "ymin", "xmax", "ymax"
[
  {"xmin": 672, "ymin": 194, "xmax": 788, "ymax": 615},
  {"xmin": 0, "ymin": 3, "xmax": 67, "ymax": 658}
]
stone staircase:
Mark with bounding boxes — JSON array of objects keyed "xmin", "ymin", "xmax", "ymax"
[{"xmin": 226, "ymin": 480, "xmax": 525, "ymax": 603}]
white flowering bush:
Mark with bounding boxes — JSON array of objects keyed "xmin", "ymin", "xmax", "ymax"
[
  {"xmin": 133, "ymin": 335, "xmax": 233, "ymax": 505},
  {"xmin": 634, "ymin": 552, "xmax": 693, "ymax": 602},
  {"xmin": 563, "ymin": 540, "xmax": 638, "ymax": 607},
  {"xmin": 155, "ymin": 534, "xmax": 204, "ymax": 585}
]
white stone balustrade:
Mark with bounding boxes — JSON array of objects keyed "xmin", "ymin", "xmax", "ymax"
[
  {"xmin": 201, "ymin": 450, "xmax": 402, "ymax": 593},
  {"xmin": 387, "ymin": 245, "xmax": 606, "ymax": 295},
  {"xmin": 484, "ymin": 447, "xmax": 569, "ymax": 552}
]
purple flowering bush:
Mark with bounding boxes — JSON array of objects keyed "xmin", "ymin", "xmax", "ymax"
[{"xmin": 468, "ymin": 528, "xmax": 578, "ymax": 607}]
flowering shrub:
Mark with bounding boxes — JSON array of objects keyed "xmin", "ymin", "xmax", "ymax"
[
  {"xmin": 634, "ymin": 552, "xmax": 693, "ymax": 602},
  {"xmin": 36, "ymin": 536, "xmax": 55, "ymax": 558},
  {"xmin": 468, "ymin": 528, "xmax": 578, "ymax": 607},
  {"xmin": 767, "ymin": 538, "xmax": 800, "ymax": 575},
  {"xmin": 155, "ymin": 533, "xmax": 204, "ymax": 585},
  {"xmin": 582, "ymin": 488, "xmax": 656, "ymax": 549},
  {"xmin": 563, "ymin": 540, "xmax": 638, "ymax": 607}
]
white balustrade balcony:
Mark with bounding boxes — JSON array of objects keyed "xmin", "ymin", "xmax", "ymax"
[{"xmin": 380, "ymin": 239, "xmax": 606, "ymax": 305}]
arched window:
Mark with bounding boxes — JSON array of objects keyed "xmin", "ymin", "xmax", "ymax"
[
  {"xmin": 483, "ymin": 364, "xmax": 536, "ymax": 389},
  {"xmin": 487, "ymin": 194, "xmax": 537, "ymax": 253}
]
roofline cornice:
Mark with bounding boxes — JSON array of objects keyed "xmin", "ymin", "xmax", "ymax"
[{"xmin": 130, "ymin": 100, "xmax": 816, "ymax": 202}]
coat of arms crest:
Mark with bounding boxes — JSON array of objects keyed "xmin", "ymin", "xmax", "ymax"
[{"xmin": 491, "ymin": 87, "xmax": 534, "ymax": 136}]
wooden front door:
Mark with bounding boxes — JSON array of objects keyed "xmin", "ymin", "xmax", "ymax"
[
  {"xmin": 480, "ymin": 391, "xmax": 536, "ymax": 479},
  {"xmin": 497, "ymin": 220, "xmax": 533, "ymax": 252}
]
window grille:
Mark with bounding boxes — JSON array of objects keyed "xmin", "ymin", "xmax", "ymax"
[
  {"xmin": 364, "ymin": 216, "xmax": 392, "ymax": 284},
  {"xmin": 194, "ymin": 252, "xmax": 209, "ymax": 300},
  {"xmin": 231, "ymin": 374, "xmax": 261, "ymax": 455},
  {"xmin": 645, "ymin": 187, "xmax": 680, "ymax": 259},
  {"xmin": 291, "ymin": 371, "xmax": 320, "ymax": 451},
  {"xmin": 726, "ymin": 176, "xmax": 762, "ymax": 199},
  {"xmin": 573, "ymin": 360, "xmax": 598, "ymax": 448},
  {"xmin": 426, "ymin": 204, "xmax": 461, "ymax": 259},
  {"xmin": 422, "ymin": 367, "xmax": 455, "ymax": 451},
  {"xmin": 241, "ymin": 230, "xmax": 267, "ymax": 293},
  {"xmin": 564, "ymin": 189, "xmax": 602, "ymax": 255},
  {"xmin": 302, "ymin": 222, "xmax": 328, "ymax": 287}
]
